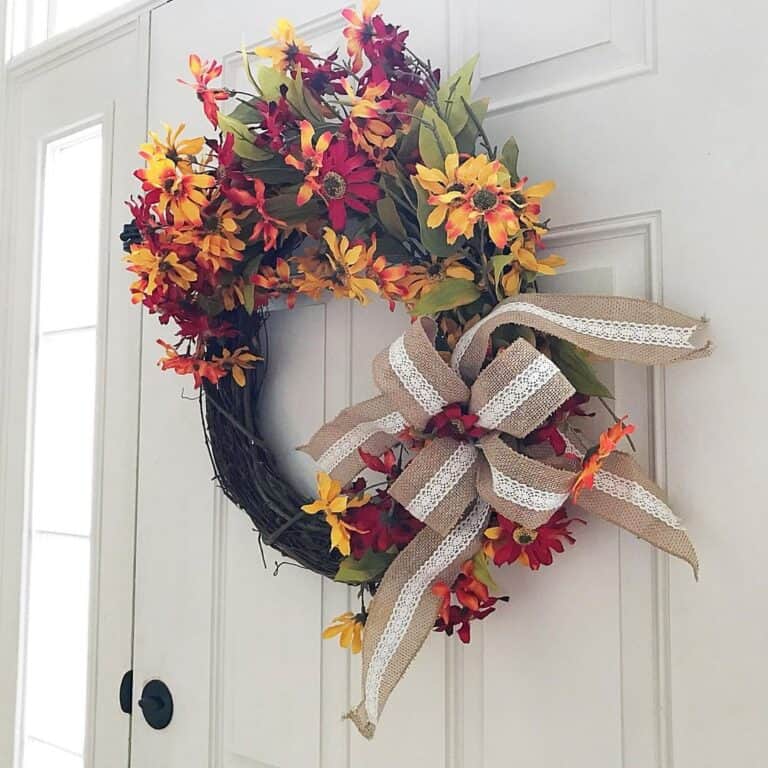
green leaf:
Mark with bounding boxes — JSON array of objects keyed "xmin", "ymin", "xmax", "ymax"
[
  {"xmin": 334, "ymin": 549, "xmax": 396, "ymax": 585},
  {"xmin": 263, "ymin": 190, "xmax": 322, "ymax": 225},
  {"xmin": 455, "ymin": 97, "xmax": 489, "ymax": 154},
  {"xmin": 242, "ymin": 283, "xmax": 255, "ymax": 315},
  {"xmin": 397, "ymin": 100, "xmax": 424, "ymax": 162},
  {"xmin": 472, "ymin": 550, "xmax": 498, "ymax": 592},
  {"xmin": 376, "ymin": 196, "xmax": 407, "ymax": 240},
  {"xmin": 418, "ymin": 105, "xmax": 458, "ymax": 169},
  {"xmin": 217, "ymin": 113, "xmax": 274, "ymax": 162},
  {"xmin": 412, "ymin": 181, "xmax": 455, "ymax": 257},
  {"xmin": 241, "ymin": 157, "xmax": 302, "ymax": 185},
  {"xmin": 229, "ymin": 99, "xmax": 262, "ymax": 125},
  {"xmin": 257, "ymin": 65, "xmax": 321, "ymax": 122},
  {"xmin": 437, "ymin": 54, "xmax": 479, "ymax": 134},
  {"xmin": 490, "ymin": 252, "xmax": 514, "ymax": 290},
  {"xmin": 412, "ymin": 278, "xmax": 481, "ymax": 316},
  {"xmin": 500, "ymin": 137, "xmax": 520, "ymax": 183},
  {"xmin": 549, "ymin": 338, "xmax": 613, "ymax": 398}
]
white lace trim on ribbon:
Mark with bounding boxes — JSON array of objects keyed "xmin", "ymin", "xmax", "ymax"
[
  {"xmin": 489, "ymin": 464, "xmax": 570, "ymax": 512},
  {"xmin": 593, "ymin": 471, "xmax": 684, "ymax": 530},
  {"xmin": 407, "ymin": 443, "xmax": 477, "ymax": 521},
  {"xmin": 317, "ymin": 411, "xmax": 407, "ymax": 473},
  {"xmin": 556, "ymin": 430, "xmax": 684, "ymax": 529},
  {"xmin": 389, "ymin": 335, "xmax": 446, "ymax": 416},
  {"xmin": 452, "ymin": 301, "xmax": 698, "ymax": 372},
  {"xmin": 364, "ymin": 499, "xmax": 490, "ymax": 725},
  {"xmin": 475, "ymin": 354, "xmax": 564, "ymax": 430}
]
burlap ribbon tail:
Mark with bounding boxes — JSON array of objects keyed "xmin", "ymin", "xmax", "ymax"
[{"xmin": 301, "ymin": 294, "xmax": 709, "ymax": 739}]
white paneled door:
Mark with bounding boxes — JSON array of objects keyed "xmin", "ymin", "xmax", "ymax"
[{"xmin": 133, "ymin": 2, "xmax": 767, "ymax": 767}]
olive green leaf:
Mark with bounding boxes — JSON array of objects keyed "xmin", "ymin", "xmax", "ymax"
[
  {"xmin": 437, "ymin": 53, "xmax": 479, "ymax": 134},
  {"xmin": 217, "ymin": 113, "xmax": 274, "ymax": 161},
  {"xmin": 455, "ymin": 97, "xmax": 490, "ymax": 154},
  {"xmin": 334, "ymin": 549, "xmax": 397, "ymax": 585},
  {"xmin": 418, "ymin": 105, "xmax": 458, "ymax": 169},
  {"xmin": 377, "ymin": 196, "xmax": 408, "ymax": 240},
  {"xmin": 412, "ymin": 181, "xmax": 455, "ymax": 257},
  {"xmin": 549, "ymin": 338, "xmax": 613, "ymax": 398},
  {"xmin": 500, "ymin": 136, "xmax": 520, "ymax": 183},
  {"xmin": 412, "ymin": 278, "xmax": 482, "ymax": 316}
]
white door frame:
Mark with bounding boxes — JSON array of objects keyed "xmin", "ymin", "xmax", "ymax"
[{"xmin": 0, "ymin": 3, "xmax": 158, "ymax": 766}]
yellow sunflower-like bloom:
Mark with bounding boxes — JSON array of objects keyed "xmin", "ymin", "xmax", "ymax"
[
  {"xmin": 140, "ymin": 123, "xmax": 204, "ymax": 170},
  {"xmin": 322, "ymin": 611, "xmax": 365, "ymax": 654},
  {"xmin": 322, "ymin": 228, "xmax": 380, "ymax": 305},
  {"xmin": 499, "ymin": 239, "xmax": 566, "ymax": 296},
  {"xmin": 403, "ymin": 253, "xmax": 475, "ymax": 301},
  {"xmin": 125, "ymin": 247, "xmax": 197, "ymax": 299},
  {"xmin": 415, "ymin": 154, "xmax": 556, "ymax": 250},
  {"xmin": 142, "ymin": 155, "xmax": 214, "ymax": 225},
  {"xmin": 254, "ymin": 19, "xmax": 312, "ymax": 71},
  {"xmin": 212, "ymin": 347, "xmax": 262, "ymax": 387},
  {"xmin": 174, "ymin": 201, "xmax": 246, "ymax": 272}
]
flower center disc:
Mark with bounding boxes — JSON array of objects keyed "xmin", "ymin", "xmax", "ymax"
[
  {"xmin": 512, "ymin": 526, "xmax": 538, "ymax": 545},
  {"xmin": 472, "ymin": 188, "xmax": 498, "ymax": 212},
  {"xmin": 322, "ymin": 171, "xmax": 347, "ymax": 199}
]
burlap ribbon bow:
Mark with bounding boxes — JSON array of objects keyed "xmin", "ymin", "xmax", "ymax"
[{"xmin": 302, "ymin": 293, "xmax": 710, "ymax": 739}]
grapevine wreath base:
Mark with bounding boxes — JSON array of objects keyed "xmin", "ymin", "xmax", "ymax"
[
  {"xmin": 123, "ymin": 1, "xmax": 712, "ymax": 740},
  {"xmin": 202, "ymin": 308, "xmax": 341, "ymax": 578}
]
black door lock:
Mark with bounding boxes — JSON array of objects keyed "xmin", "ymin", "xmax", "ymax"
[{"xmin": 138, "ymin": 679, "xmax": 174, "ymax": 729}]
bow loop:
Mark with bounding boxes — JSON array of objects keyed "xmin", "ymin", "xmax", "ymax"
[
  {"xmin": 373, "ymin": 317, "xmax": 470, "ymax": 431},
  {"xmin": 476, "ymin": 433, "xmax": 575, "ymax": 528},
  {"xmin": 389, "ymin": 437, "xmax": 478, "ymax": 537},
  {"xmin": 469, "ymin": 338, "xmax": 574, "ymax": 437}
]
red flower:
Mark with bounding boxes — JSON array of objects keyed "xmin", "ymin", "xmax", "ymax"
[
  {"xmin": 426, "ymin": 403, "xmax": 487, "ymax": 441},
  {"xmin": 223, "ymin": 176, "xmax": 285, "ymax": 251},
  {"xmin": 571, "ymin": 417, "xmax": 635, "ymax": 500},
  {"xmin": 156, "ymin": 340, "xmax": 227, "ymax": 388},
  {"xmin": 178, "ymin": 54, "xmax": 229, "ymax": 127},
  {"xmin": 484, "ymin": 508, "xmax": 584, "ymax": 570},
  {"xmin": 359, "ymin": 448, "xmax": 398, "ymax": 477},
  {"xmin": 254, "ymin": 95, "xmax": 296, "ymax": 151},
  {"xmin": 525, "ymin": 394, "xmax": 593, "ymax": 455},
  {"xmin": 317, "ymin": 139, "xmax": 380, "ymax": 230},
  {"xmin": 432, "ymin": 562, "xmax": 507, "ymax": 644},
  {"xmin": 345, "ymin": 493, "xmax": 424, "ymax": 558}
]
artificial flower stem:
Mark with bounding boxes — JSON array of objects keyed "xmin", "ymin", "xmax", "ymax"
[
  {"xmin": 597, "ymin": 396, "xmax": 636, "ymax": 451},
  {"xmin": 461, "ymin": 96, "xmax": 496, "ymax": 158}
]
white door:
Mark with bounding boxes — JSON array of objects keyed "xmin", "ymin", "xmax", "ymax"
[
  {"xmin": 0, "ymin": 11, "xmax": 149, "ymax": 768},
  {"xmin": 134, "ymin": 1, "xmax": 767, "ymax": 767}
]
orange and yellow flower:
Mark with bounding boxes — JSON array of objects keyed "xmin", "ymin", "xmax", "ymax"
[
  {"xmin": 139, "ymin": 124, "xmax": 204, "ymax": 170},
  {"xmin": 254, "ymin": 19, "xmax": 312, "ymax": 72},
  {"xmin": 415, "ymin": 153, "xmax": 524, "ymax": 248},
  {"xmin": 343, "ymin": 78, "xmax": 399, "ymax": 162},
  {"xmin": 125, "ymin": 246, "xmax": 197, "ymax": 300},
  {"xmin": 322, "ymin": 228, "xmax": 380, "ymax": 304},
  {"xmin": 139, "ymin": 155, "xmax": 214, "ymax": 225},
  {"xmin": 212, "ymin": 346, "xmax": 262, "ymax": 387},
  {"xmin": 156, "ymin": 340, "xmax": 227, "ymax": 388},
  {"xmin": 342, "ymin": 0, "xmax": 380, "ymax": 72},
  {"xmin": 402, "ymin": 253, "xmax": 475, "ymax": 301},
  {"xmin": 499, "ymin": 239, "xmax": 566, "ymax": 296},
  {"xmin": 371, "ymin": 255, "xmax": 408, "ymax": 309},
  {"xmin": 174, "ymin": 201, "xmax": 246, "ymax": 272},
  {"xmin": 322, "ymin": 611, "xmax": 365, "ymax": 654},
  {"xmin": 571, "ymin": 417, "xmax": 636, "ymax": 500},
  {"xmin": 284, "ymin": 121, "xmax": 334, "ymax": 205},
  {"xmin": 251, "ymin": 257, "xmax": 299, "ymax": 308}
]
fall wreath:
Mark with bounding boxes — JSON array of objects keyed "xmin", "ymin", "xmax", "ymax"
[{"xmin": 122, "ymin": 1, "xmax": 711, "ymax": 738}]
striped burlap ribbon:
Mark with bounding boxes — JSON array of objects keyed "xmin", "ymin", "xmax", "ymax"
[{"xmin": 300, "ymin": 296, "xmax": 710, "ymax": 739}]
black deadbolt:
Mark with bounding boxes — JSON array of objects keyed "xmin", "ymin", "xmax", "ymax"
[{"xmin": 138, "ymin": 679, "xmax": 173, "ymax": 729}]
